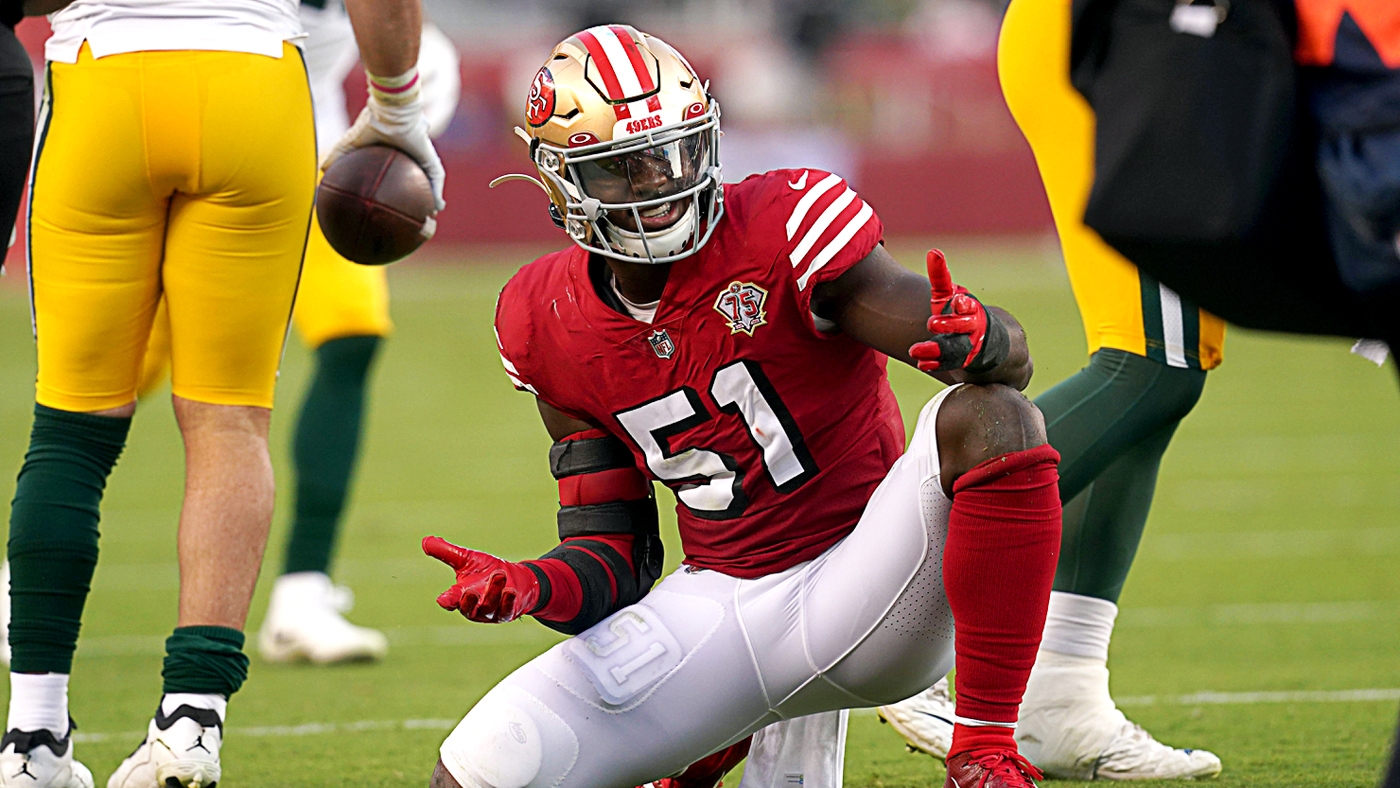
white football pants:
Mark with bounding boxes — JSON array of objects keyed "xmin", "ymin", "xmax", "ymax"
[
  {"xmin": 440, "ymin": 387, "xmax": 961, "ymax": 788},
  {"xmin": 738, "ymin": 710, "xmax": 848, "ymax": 788}
]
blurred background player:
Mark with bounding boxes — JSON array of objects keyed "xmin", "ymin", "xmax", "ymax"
[
  {"xmin": 1, "ymin": 0, "xmax": 442, "ymax": 786},
  {"xmin": 876, "ymin": 0, "xmax": 1225, "ymax": 780},
  {"xmin": 130, "ymin": 0, "xmax": 462, "ymax": 666},
  {"xmin": 0, "ymin": 0, "xmax": 30, "ymax": 257},
  {"xmin": 1296, "ymin": 0, "xmax": 1400, "ymax": 364}
]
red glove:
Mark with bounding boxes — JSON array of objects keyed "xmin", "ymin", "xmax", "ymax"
[
  {"xmin": 908, "ymin": 249, "xmax": 1009, "ymax": 374},
  {"xmin": 423, "ymin": 536, "xmax": 541, "ymax": 623}
]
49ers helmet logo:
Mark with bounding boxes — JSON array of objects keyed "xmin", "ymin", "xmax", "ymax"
[
  {"xmin": 526, "ymin": 67, "xmax": 556, "ymax": 127},
  {"xmin": 714, "ymin": 282, "xmax": 768, "ymax": 336}
]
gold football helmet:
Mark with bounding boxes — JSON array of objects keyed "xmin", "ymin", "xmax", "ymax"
[{"xmin": 511, "ymin": 25, "xmax": 723, "ymax": 263}]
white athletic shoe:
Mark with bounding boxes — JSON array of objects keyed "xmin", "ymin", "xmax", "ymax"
[
  {"xmin": 1016, "ymin": 652, "xmax": 1222, "ymax": 780},
  {"xmin": 257, "ymin": 572, "xmax": 388, "ymax": 664},
  {"xmin": 0, "ymin": 724, "xmax": 93, "ymax": 788},
  {"xmin": 876, "ymin": 676, "xmax": 954, "ymax": 759},
  {"xmin": 107, "ymin": 705, "xmax": 222, "ymax": 788}
]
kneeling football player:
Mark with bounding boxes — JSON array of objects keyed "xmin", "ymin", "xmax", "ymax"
[{"xmin": 423, "ymin": 26, "xmax": 1062, "ymax": 788}]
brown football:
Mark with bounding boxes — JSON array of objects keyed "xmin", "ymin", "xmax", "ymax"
[{"xmin": 316, "ymin": 145, "xmax": 436, "ymax": 265}]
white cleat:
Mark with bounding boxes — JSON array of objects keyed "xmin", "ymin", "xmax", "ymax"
[
  {"xmin": 107, "ymin": 706, "xmax": 221, "ymax": 788},
  {"xmin": 1016, "ymin": 653, "xmax": 1222, "ymax": 780},
  {"xmin": 876, "ymin": 676, "xmax": 954, "ymax": 759},
  {"xmin": 257, "ymin": 572, "xmax": 388, "ymax": 664},
  {"xmin": 0, "ymin": 725, "xmax": 93, "ymax": 788}
]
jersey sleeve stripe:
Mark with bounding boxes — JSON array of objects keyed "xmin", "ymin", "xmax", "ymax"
[
  {"xmin": 796, "ymin": 201, "xmax": 876, "ymax": 291},
  {"xmin": 785, "ymin": 173, "xmax": 843, "ymax": 240},
  {"xmin": 506, "ymin": 372, "xmax": 539, "ymax": 395},
  {"xmin": 789, "ymin": 187, "xmax": 858, "ymax": 269},
  {"xmin": 499, "ymin": 352, "xmax": 521, "ymax": 376}
]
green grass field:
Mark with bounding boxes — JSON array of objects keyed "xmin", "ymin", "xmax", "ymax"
[{"xmin": 1, "ymin": 240, "xmax": 1397, "ymax": 787}]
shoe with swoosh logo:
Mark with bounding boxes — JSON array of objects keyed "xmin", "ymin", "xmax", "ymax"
[{"xmin": 944, "ymin": 748, "xmax": 1043, "ymax": 788}]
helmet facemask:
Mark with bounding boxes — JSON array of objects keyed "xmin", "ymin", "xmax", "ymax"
[{"xmin": 534, "ymin": 105, "xmax": 724, "ymax": 264}]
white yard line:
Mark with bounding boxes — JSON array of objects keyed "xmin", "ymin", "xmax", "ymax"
[
  {"xmin": 847, "ymin": 688, "xmax": 1400, "ymax": 717},
  {"xmin": 74, "ymin": 718, "xmax": 456, "ymax": 744},
  {"xmin": 1115, "ymin": 688, "xmax": 1400, "ymax": 707},
  {"xmin": 72, "ymin": 688, "xmax": 1400, "ymax": 742},
  {"xmin": 76, "ymin": 624, "xmax": 562, "ymax": 656}
]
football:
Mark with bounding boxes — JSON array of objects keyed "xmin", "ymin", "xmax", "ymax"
[{"xmin": 316, "ymin": 145, "xmax": 437, "ymax": 265}]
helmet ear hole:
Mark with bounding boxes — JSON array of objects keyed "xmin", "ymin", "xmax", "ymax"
[{"xmin": 548, "ymin": 204, "xmax": 565, "ymax": 229}]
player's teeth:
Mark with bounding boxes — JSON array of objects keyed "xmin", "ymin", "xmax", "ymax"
[{"xmin": 642, "ymin": 204, "xmax": 671, "ymax": 217}]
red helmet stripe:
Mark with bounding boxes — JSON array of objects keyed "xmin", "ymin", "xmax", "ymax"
[
  {"xmin": 610, "ymin": 25, "xmax": 656, "ymax": 93},
  {"xmin": 576, "ymin": 28, "xmax": 626, "ymax": 101}
]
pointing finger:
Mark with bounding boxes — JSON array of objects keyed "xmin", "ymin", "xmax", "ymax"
[
  {"xmin": 926, "ymin": 249, "xmax": 954, "ymax": 299},
  {"xmin": 423, "ymin": 536, "xmax": 472, "ymax": 569}
]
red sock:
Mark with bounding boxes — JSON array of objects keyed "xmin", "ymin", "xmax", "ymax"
[
  {"xmin": 950, "ymin": 724, "xmax": 1015, "ymax": 757},
  {"xmin": 943, "ymin": 444, "xmax": 1061, "ymax": 758}
]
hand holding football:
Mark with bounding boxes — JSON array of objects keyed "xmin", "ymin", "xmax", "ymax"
[{"xmin": 316, "ymin": 145, "xmax": 437, "ymax": 266}]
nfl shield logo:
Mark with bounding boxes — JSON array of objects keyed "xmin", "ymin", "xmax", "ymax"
[
  {"xmin": 714, "ymin": 282, "xmax": 769, "ymax": 336},
  {"xmin": 648, "ymin": 329, "xmax": 676, "ymax": 359}
]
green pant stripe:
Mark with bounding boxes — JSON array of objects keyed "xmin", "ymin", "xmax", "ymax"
[
  {"xmin": 1138, "ymin": 270, "xmax": 1168, "ymax": 365},
  {"xmin": 1179, "ymin": 293, "xmax": 1203, "ymax": 371}
]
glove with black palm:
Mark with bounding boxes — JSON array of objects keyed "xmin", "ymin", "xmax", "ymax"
[{"xmin": 908, "ymin": 249, "xmax": 1010, "ymax": 375}]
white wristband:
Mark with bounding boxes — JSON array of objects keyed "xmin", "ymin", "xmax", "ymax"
[{"xmin": 367, "ymin": 66, "xmax": 421, "ymax": 107}]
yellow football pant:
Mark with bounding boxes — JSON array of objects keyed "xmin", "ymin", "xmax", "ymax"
[
  {"xmin": 138, "ymin": 210, "xmax": 392, "ymax": 397},
  {"xmin": 998, "ymin": 0, "xmax": 1225, "ymax": 370},
  {"xmin": 28, "ymin": 43, "xmax": 316, "ymax": 411}
]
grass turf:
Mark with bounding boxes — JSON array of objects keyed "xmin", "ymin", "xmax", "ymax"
[{"xmin": 0, "ymin": 239, "xmax": 1397, "ymax": 787}]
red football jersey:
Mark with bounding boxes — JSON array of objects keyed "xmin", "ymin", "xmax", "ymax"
[{"xmin": 495, "ymin": 169, "xmax": 907, "ymax": 578}]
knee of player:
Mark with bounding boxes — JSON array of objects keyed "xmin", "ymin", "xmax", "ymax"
[
  {"xmin": 439, "ymin": 691, "xmax": 570, "ymax": 788},
  {"xmin": 1089, "ymin": 348, "xmax": 1207, "ymax": 421},
  {"xmin": 940, "ymin": 383, "xmax": 1048, "ymax": 469}
]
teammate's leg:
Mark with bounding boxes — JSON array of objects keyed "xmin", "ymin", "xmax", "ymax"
[
  {"xmin": 1017, "ymin": 356, "xmax": 1222, "ymax": 779},
  {"xmin": 107, "ymin": 43, "xmax": 315, "ymax": 788},
  {"xmin": 3, "ymin": 44, "xmax": 171, "ymax": 788},
  {"xmin": 284, "ymin": 334, "xmax": 382, "ymax": 580},
  {"xmin": 259, "ymin": 214, "xmax": 392, "ymax": 664},
  {"xmin": 1036, "ymin": 348, "xmax": 1203, "ymax": 598}
]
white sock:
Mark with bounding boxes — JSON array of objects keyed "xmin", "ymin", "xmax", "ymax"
[
  {"xmin": 8, "ymin": 673, "xmax": 69, "ymax": 734},
  {"xmin": 1040, "ymin": 591, "xmax": 1117, "ymax": 662},
  {"xmin": 160, "ymin": 693, "xmax": 226, "ymax": 722}
]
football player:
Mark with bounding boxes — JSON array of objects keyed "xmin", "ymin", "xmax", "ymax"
[
  {"xmin": 2, "ymin": 0, "xmax": 442, "ymax": 787},
  {"xmin": 127, "ymin": 2, "xmax": 462, "ymax": 666},
  {"xmin": 874, "ymin": 0, "xmax": 1225, "ymax": 780},
  {"xmin": 423, "ymin": 26, "xmax": 1062, "ymax": 788}
]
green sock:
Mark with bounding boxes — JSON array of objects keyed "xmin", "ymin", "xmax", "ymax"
[
  {"xmin": 283, "ymin": 335, "xmax": 381, "ymax": 576},
  {"xmin": 162, "ymin": 626, "xmax": 247, "ymax": 695},
  {"xmin": 8, "ymin": 404, "xmax": 130, "ymax": 674},
  {"xmin": 1035, "ymin": 348, "xmax": 1207, "ymax": 602}
]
